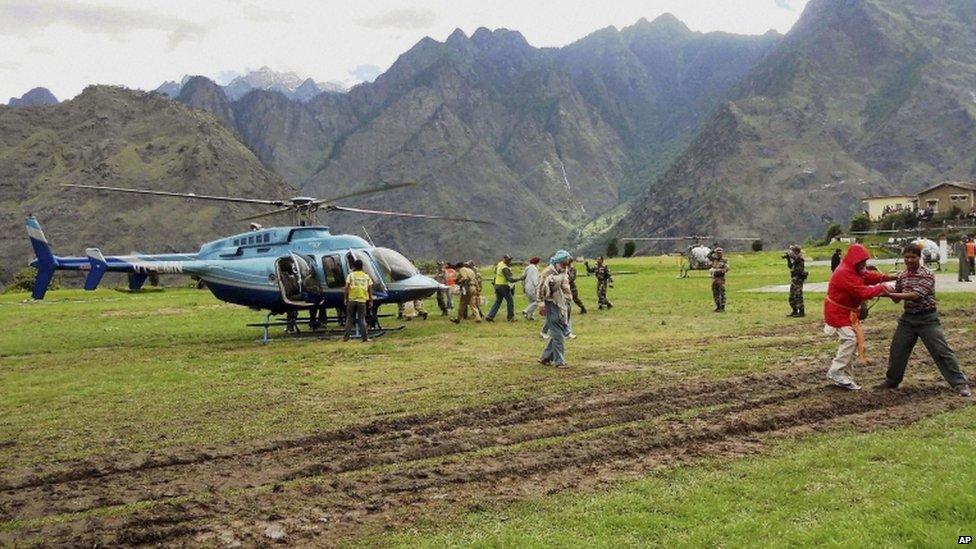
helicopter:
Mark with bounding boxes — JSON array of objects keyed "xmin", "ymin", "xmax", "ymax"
[
  {"xmin": 850, "ymin": 228, "xmax": 955, "ymax": 271},
  {"xmin": 620, "ymin": 235, "xmax": 760, "ymax": 278},
  {"xmin": 25, "ymin": 182, "xmax": 490, "ymax": 340}
]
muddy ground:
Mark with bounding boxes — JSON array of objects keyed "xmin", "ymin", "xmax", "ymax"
[{"xmin": 1, "ymin": 313, "xmax": 973, "ymax": 547}]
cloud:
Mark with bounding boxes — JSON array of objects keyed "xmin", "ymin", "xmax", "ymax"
[
  {"xmin": 232, "ymin": 1, "xmax": 292, "ymax": 24},
  {"xmin": 355, "ymin": 7, "xmax": 437, "ymax": 30},
  {"xmin": 0, "ymin": 0, "xmax": 208, "ymax": 50},
  {"xmin": 349, "ymin": 64, "xmax": 382, "ymax": 83},
  {"xmin": 774, "ymin": 0, "xmax": 798, "ymax": 10}
]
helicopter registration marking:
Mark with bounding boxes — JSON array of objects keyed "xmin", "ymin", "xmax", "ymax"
[{"xmin": 129, "ymin": 261, "xmax": 184, "ymax": 274}]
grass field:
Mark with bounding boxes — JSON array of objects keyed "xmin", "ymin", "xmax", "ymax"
[{"xmin": 1, "ymin": 250, "xmax": 973, "ymax": 546}]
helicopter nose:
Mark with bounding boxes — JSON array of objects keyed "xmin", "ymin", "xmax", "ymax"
[{"xmin": 390, "ymin": 274, "xmax": 440, "ymax": 301}]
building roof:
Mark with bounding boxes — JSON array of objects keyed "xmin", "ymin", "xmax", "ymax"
[
  {"xmin": 862, "ymin": 195, "xmax": 915, "ymax": 201},
  {"xmin": 917, "ymin": 181, "xmax": 976, "ymax": 195}
]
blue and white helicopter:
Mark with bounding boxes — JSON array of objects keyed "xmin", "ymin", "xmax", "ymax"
[{"xmin": 26, "ymin": 182, "xmax": 489, "ymax": 339}]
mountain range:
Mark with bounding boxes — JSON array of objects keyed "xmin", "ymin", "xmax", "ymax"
[
  {"xmin": 613, "ymin": 0, "xmax": 976, "ymax": 249},
  {"xmin": 156, "ymin": 67, "xmax": 346, "ymax": 103},
  {"xmin": 0, "ymin": 86, "xmax": 291, "ymax": 283},
  {"xmin": 3, "ymin": 1, "xmax": 975, "ymax": 285},
  {"xmin": 169, "ymin": 16, "xmax": 781, "ymax": 260}
]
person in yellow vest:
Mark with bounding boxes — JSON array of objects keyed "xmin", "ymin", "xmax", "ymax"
[
  {"xmin": 343, "ymin": 259, "xmax": 374, "ymax": 342},
  {"xmin": 485, "ymin": 254, "xmax": 524, "ymax": 322}
]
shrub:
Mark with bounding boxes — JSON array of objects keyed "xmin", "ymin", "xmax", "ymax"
[
  {"xmin": 2, "ymin": 267, "xmax": 61, "ymax": 294},
  {"xmin": 931, "ymin": 206, "xmax": 964, "ymax": 225},
  {"xmin": 878, "ymin": 210, "xmax": 918, "ymax": 231},
  {"xmin": 606, "ymin": 238, "xmax": 619, "ymax": 258},
  {"xmin": 849, "ymin": 214, "xmax": 871, "ymax": 233},
  {"xmin": 623, "ymin": 241, "xmax": 636, "ymax": 257},
  {"xmin": 751, "ymin": 239, "xmax": 764, "ymax": 252}
]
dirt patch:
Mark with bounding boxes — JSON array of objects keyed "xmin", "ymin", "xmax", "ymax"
[{"xmin": 1, "ymin": 316, "xmax": 973, "ymax": 546}]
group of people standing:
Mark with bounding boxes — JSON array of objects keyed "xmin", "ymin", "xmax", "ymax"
[
  {"xmin": 342, "ymin": 241, "xmax": 970, "ymax": 397},
  {"xmin": 428, "ymin": 252, "xmax": 613, "ymax": 368}
]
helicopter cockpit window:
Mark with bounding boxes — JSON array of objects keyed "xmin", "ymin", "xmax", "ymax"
[
  {"xmin": 370, "ymin": 247, "xmax": 419, "ymax": 282},
  {"xmin": 346, "ymin": 250, "xmax": 387, "ymax": 293}
]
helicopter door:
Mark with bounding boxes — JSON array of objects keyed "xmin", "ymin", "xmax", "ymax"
[
  {"xmin": 345, "ymin": 250, "xmax": 388, "ymax": 297},
  {"xmin": 274, "ymin": 254, "xmax": 315, "ymax": 307}
]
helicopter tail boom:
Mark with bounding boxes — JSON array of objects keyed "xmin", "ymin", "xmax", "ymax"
[{"xmin": 25, "ymin": 216, "xmax": 200, "ymax": 298}]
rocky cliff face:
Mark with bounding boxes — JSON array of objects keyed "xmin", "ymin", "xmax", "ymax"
[
  {"xmin": 173, "ymin": 17, "xmax": 780, "ymax": 259},
  {"xmin": 176, "ymin": 76, "xmax": 236, "ymax": 127},
  {"xmin": 0, "ymin": 86, "xmax": 292, "ymax": 283},
  {"xmin": 613, "ymin": 0, "xmax": 976, "ymax": 250}
]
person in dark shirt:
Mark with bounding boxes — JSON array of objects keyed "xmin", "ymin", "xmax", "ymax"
[
  {"xmin": 878, "ymin": 244, "xmax": 970, "ymax": 397},
  {"xmin": 830, "ymin": 249, "xmax": 842, "ymax": 272}
]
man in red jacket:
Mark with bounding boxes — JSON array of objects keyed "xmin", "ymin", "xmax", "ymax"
[{"xmin": 823, "ymin": 244, "xmax": 895, "ymax": 390}]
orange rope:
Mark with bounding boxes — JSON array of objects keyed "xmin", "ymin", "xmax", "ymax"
[{"xmin": 825, "ymin": 296, "xmax": 869, "ymax": 365}]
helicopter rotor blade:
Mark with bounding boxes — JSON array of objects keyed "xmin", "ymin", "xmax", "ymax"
[
  {"xmin": 238, "ymin": 207, "xmax": 295, "ymax": 222},
  {"xmin": 61, "ymin": 184, "xmax": 287, "ymax": 206},
  {"xmin": 318, "ymin": 181, "xmax": 417, "ymax": 204},
  {"xmin": 622, "ymin": 236, "xmax": 760, "ymax": 241},
  {"xmin": 326, "ymin": 204, "xmax": 493, "ymax": 224}
]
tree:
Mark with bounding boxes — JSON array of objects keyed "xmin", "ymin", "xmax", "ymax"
[
  {"xmin": 751, "ymin": 239, "xmax": 764, "ymax": 252},
  {"xmin": 623, "ymin": 240, "xmax": 636, "ymax": 257},
  {"xmin": 823, "ymin": 223, "xmax": 843, "ymax": 243},
  {"xmin": 606, "ymin": 238, "xmax": 619, "ymax": 258},
  {"xmin": 848, "ymin": 214, "xmax": 871, "ymax": 233}
]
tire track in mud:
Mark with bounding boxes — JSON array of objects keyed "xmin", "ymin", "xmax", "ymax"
[
  {"xmin": 1, "ymin": 368, "xmax": 823, "ymax": 520},
  {"xmin": 1, "ymin": 358, "xmax": 969, "ymax": 547}
]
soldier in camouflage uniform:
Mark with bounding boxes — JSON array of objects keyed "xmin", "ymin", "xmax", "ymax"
[
  {"xmin": 710, "ymin": 248, "xmax": 728, "ymax": 312},
  {"xmin": 451, "ymin": 262, "xmax": 482, "ymax": 323},
  {"xmin": 586, "ymin": 256, "xmax": 614, "ymax": 309},
  {"xmin": 785, "ymin": 244, "xmax": 807, "ymax": 317},
  {"xmin": 567, "ymin": 259, "xmax": 588, "ymax": 314}
]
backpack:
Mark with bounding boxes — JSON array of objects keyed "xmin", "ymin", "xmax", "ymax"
[{"xmin": 536, "ymin": 272, "xmax": 554, "ymax": 302}]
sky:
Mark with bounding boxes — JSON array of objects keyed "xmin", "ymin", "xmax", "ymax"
[{"xmin": 0, "ymin": 0, "xmax": 809, "ymax": 103}]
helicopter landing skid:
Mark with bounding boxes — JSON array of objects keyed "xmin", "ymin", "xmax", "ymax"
[{"xmin": 248, "ymin": 312, "xmax": 403, "ymax": 344}]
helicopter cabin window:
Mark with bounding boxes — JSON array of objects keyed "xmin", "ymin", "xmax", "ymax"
[
  {"xmin": 322, "ymin": 255, "xmax": 344, "ymax": 288},
  {"xmin": 263, "ymin": 233, "xmax": 271, "ymax": 243},
  {"xmin": 290, "ymin": 228, "xmax": 330, "ymax": 241},
  {"xmin": 370, "ymin": 247, "xmax": 419, "ymax": 282}
]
